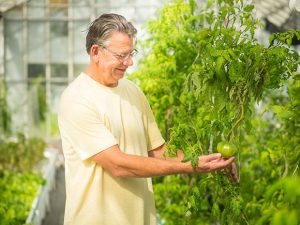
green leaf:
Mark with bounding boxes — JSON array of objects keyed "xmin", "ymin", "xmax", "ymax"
[
  {"xmin": 216, "ymin": 56, "xmax": 226, "ymax": 80},
  {"xmin": 244, "ymin": 5, "xmax": 254, "ymax": 12},
  {"xmin": 271, "ymin": 105, "xmax": 292, "ymax": 119}
]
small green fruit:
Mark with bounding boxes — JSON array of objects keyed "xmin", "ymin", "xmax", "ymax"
[{"xmin": 217, "ymin": 141, "xmax": 237, "ymax": 158}]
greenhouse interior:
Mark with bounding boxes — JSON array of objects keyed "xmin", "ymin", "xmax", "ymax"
[{"xmin": 0, "ymin": 0, "xmax": 299, "ymax": 225}]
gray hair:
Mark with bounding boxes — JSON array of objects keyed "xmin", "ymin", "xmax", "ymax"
[{"xmin": 85, "ymin": 13, "xmax": 137, "ymax": 54}]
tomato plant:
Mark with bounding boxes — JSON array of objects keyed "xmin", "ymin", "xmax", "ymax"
[{"xmin": 130, "ymin": 0, "xmax": 300, "ymax": 224}]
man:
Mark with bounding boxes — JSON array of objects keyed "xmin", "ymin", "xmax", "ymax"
[{"xmin": 58, "ymin": 13, "xmax": 236, "ymax": 225}]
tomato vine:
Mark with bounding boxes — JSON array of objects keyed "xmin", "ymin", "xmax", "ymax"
[{"xmin": 130, "ymin": 0, "xmax": 300, "ymax": 224}]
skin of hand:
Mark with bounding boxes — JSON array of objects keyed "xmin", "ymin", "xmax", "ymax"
[
  {"xmin": 226, "ymin": 162, "xmax": 239, "ymax": 183},
  {"xmin": 149, "ymin": 145, "xmax": 235, "ymax": 173},
  {"xmin": 194, "ymin": 153, "xmax": 235, "ymax": 173},
  {"xmin": 92, "ymin": 144, "xmax": 235, "ymax": 178}
]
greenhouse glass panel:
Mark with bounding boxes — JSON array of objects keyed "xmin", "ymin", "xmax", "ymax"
[
  {"xmin": 49, "ymin": 0, "xmax": 68, "ymax": 18},
  {"xmin": 135, "ymin": 7, "xmax": 157, "ymax": 22},
  {"xmin": 28, "ymin": 64, "xmax": 46, "ymax": 83},
  {"xmin": 133, "ymin": 0, "xmax": 163, "ymax": 7},
  {"xmin": 28, "ymin": 0, "xmax": 46, "ymax": 18},
  {"xmin": 50, "ymin": 83, "xmax": 66, "ymax": 113},
  {"xmin": 28, "ymin": 0, "xmax": 46, "ymax": 6},
  {"xmin": 7, "ymin": 82, "xmax": 28, "ymax": 131},
  {"xmin": 110, "ymin": 7, "xmax": 135, "ymax": 20},
  {"xmin": 4, "ymin": 21, "xmax": 24, "ymax": 81},
  {"xmin": 96, "ymin": 7, "xmax": 112, "ymax": 17},
  {"xmin": 5, "ymin": 5, "xmax": 23, "ymax": 19},
  {"xmin": 133, "ymin": 0, "xmax": 153, "ymax": 7},
  {"xmin": 72, "ymin": 5, "xmax": 90, "ymax": 19},
  {"xmin": 50, "ymin": 21, "xmax": 68, "ymax": 63},
  {"xmin": 28, "ymin": 22, "xmax": 46, "ymax": 63},
  {"xmin": 51, "ymin": 64, "xmax": 68, "ymax": 78},
  {"xmin": 72, "ymin": 0, "xmax": 88, "ymax": 6},
  {"xmin": 109, "ymin": 0, "xmax": 129, "ymax": 8},
  {"xmin": 74, "ymin": 64, "xmax": 87, "ymax": 77},
  {"xmin": 74, "ymin": 21, "xmax": 89, "ymax": 63},
  {"xmin": 94, "ymin": 0, "xmax": 110, "ymax": 7}
]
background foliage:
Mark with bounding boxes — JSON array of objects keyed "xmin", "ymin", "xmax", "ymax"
[
  {"xmin": 130, "ymin": 0, "xmax": 300, "ymax": 224},
  {"xmin": 0, "ymin": 77, "xmax": 11, "ymax": 136},
  {"xmin": 0, "ymin": 134, "xmax": 46, "ymax": 224}
]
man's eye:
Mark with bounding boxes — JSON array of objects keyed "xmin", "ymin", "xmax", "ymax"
[{"xmin": 117, "ymin": 54, "xmax": 126, "ymax": 59}]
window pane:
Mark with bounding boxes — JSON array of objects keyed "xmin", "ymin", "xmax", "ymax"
[
  {"xmin": 72, "ymin": 6, "xmax": 90, "ymax": 19},
  {"xmin": 28, "ymin": 0, "xmax": 46, "ymax": 18},
  {"xmin": 5, "ymin": 21, "xmax": 24, "ymax": 81},
  {"xmin": 74, "ymin": 21, "xmax": 89, "ymax": 63},
  {"xmin": 94, "ymin": 0, "xmax": 110, "ymax": 7},
  {"xmin": 74, "ymin": 64, "xmax": 87, "ymax": 77},
  {"xmin": 110, "ymin": 0, "xmax": 129, "ymax": 7},
  {"xmin": 50, "ymin": 21, "xmax": 68, "ymax": 63},
  {"xmin": 28, "ymin": 22, "xmax": 46, "ymax": 63},
  {"xmin": 49, "ymin": 0, "xmax": 68, "ymax": 18},
  {"xmin": 50, "ymin": 83, "xmax": 66, "ymax": 113},
  {"xmin": 6, "ymin": 82, "xmax": 28, "ymax": 131},
  {"xmin": 110, "ymin": 7, "xmax": 135, "ymax": 20},
  {"xmin": 28, "ymin": 64, "xmax": 45, "ymax": 91},
  {"xmin": 5, "ymin": 5, "xmax": 23, "ymax": 19},
  {"xmin": 28, "ymin": 64, "xmax": 45, "ymax": 78},
  {"xmin": 96, "ymin": 7, "xmax": 111, "ymax": 17},
  {"xmin": 51, "ymin": 64, "xmax": 68, "ymax": 78}
]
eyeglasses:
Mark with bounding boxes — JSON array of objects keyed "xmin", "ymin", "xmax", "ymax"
[{"xmin": 100, "ymin": 45, "xmax": 138, "ymax": 61}]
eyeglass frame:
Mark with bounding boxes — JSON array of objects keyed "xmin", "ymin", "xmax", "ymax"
[{"xmin": 98, "ymin": 44, "xmax": 138, "ymax": 62}]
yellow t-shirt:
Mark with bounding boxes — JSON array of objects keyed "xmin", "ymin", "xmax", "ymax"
[{"xmin": 58, "ymin": 73, "xmax": 165, "ymax": 225}]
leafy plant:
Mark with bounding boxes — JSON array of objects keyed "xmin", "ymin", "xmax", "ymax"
[
  {"xmin": 0, "ymin": 133, "xmax": 46, "ymax": 225},
  {"xmin": 0, "ymin": 171, "xmax": 44, "ymax": 225},
  {"xmin": 0, "ymin": 133, "xmax": 45, "ymax": 173},
  {"xmin": 130, "ymin": 0, "xmax": 299, "ymax": 224},
  {"xmin": 0, "ymin": 76, "xmax": 11, "ymax": 137}
]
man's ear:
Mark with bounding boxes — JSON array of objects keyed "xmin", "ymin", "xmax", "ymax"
[{"xmin": 90, "ymin": 44, "xmax": 100, "ymax": 62}]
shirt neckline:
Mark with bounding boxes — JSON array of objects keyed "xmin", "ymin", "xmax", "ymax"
[{"xmin": 81, "ymin": 72, "xmax": 123, "ymax": 93}]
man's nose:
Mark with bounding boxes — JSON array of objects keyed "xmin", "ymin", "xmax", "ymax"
[{"xmin": 122, "ymin": 56, "xmax": 134, "ymax": 66}]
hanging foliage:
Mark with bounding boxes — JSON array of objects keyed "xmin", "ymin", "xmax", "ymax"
[{"xmin": 130, "ymin": 0, "xmax": 300, "ymax": 224}]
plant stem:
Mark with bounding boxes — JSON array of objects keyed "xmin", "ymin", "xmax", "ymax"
[{"xmin": 227, "ymin": 91, "xmax": 245, "ymax": 141}]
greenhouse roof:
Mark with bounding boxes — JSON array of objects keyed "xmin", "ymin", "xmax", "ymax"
[
  {"xmin": 254, "ymin": 0, "xmax": 300, "ymax": 30},
  {"xmin": 0, "ymin": 0, "xmax": 28, "ymax": 14}
]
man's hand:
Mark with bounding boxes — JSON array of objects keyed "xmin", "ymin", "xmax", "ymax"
[
  {"xmin": 195, "ymin": 153, "xmax": 235, "ymax": 173},
  {"xmin": 226, "ymin": 162, "xmax": 239, "ymax": 183}
]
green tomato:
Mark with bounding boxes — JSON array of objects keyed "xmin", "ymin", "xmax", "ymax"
[{"xmin": 217, "ymin": 141, "xmax": 237, "ymax": 158}]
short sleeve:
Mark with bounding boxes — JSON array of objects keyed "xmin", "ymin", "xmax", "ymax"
[
  {"xmin": 58, "ymin": 96, "xmax": 117, "ymax": 160},
  {"xmin": 139, "ymin": 91, "xmax": 165, "ymax": 151}
]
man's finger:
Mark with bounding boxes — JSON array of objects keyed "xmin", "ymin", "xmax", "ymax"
[
  {"xmin": 204, "ymin": 153, "xmax": 222, "ymax": 161},
  {"xmin": 207, "ymin": 156, "xmax": 235, "ymax": 172}
]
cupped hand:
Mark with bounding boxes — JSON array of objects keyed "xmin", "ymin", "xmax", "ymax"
[
  {"xmin": 195, "ymin": 153, "xmax": 235, "ymax": 173},
  {"xmin": 226, "ymin": 162, "xmax": 239, "ymax": 183}
]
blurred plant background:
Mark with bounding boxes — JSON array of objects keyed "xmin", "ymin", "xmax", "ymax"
[
  {"xmin": 0, "ymin": 0, "xmax": 299, "ymax": 224},
  {"xmin": 0, "ymin": 0, "xmax": 167, "ymax": 224},
  {"xmin": 130, "ymin": 0, "xmax": 300, "ymax": 224}
]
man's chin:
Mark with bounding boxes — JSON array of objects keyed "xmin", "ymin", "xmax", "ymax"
[{"xmin": 114, "ymin": 71, "xmax": 126, "ymax": 79}]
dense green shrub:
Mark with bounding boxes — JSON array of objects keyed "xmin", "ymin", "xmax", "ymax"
[
  {"xmin": 0, "ymin": 134, "xmax": 46, "ymax": 225},
  {"xmin": 0, "ymin": 171, "xmax": 45, "ymax": 225},
  {"xmin": 0, "ymin": 77, "xmax": 11, "ymax": 136},
  {"xmin": 0, "ymin": 133, "xmax": 45, "ymax": 173},
  {"xmin": 130, "ymin": 0, "xmax": 300, "ymax": 224}
]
